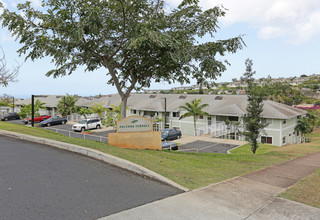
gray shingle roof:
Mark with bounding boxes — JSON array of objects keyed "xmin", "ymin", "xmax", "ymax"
[
  {"xmin": 16, "ymin": 93, "xmax": 307, "ymax": 119},
  {"xmin": 80, "ymin": 94, "xmax": 306, "ymax": 119}
]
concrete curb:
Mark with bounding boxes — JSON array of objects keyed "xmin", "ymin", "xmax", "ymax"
[{"xmin": 0, "ymin": 129, "xmax": 189, "ymax": 192}]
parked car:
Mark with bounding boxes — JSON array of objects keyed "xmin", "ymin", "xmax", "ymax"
[
  {"xmin": 23, "ymin": 115, "xmax": 51, "ymax": 124},
  {"xmin": 0, "ymin": 112, "xmax": 20, "ymax": 121},
  {"xmin": 161, "ymin": 128, "xmax": 182, "ymax": 141},
  {"xmin": 161, "ymin": 142, "xmax": 178, "ymax": 150},
  {"xmin": 39, "ymin": 117, "xmax": 67, "ymax": 127},
  {"xmin": 72, "ymin": 118, "xmax": 102, "ymax": 132}
]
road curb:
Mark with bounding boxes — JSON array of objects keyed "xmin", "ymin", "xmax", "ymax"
[{"xmin": 0, "ymin": 129, "xmax": 189, "ymax": 192}]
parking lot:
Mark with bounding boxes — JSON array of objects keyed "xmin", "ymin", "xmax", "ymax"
[
  {"xmin": 7, "ymin": 119, "xmax": 114, "ymax": 143},
  {"xmin": 178, "ymin": 140, "xmax": 239, "ymax": 154}
]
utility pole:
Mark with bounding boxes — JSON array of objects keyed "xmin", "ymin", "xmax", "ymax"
[
  {"xmin": 164, "ymin": 97, "xmax": 167, "ymax": 128},
  {"xmin": 64, "ymin": 96, "xmax": 66, "ymax": 117},
  {"xmin": 12, "ymin": 96, "xmax": 14, "ymax": 112},
  {"xmin": 31, "ymin": 95, "xmax": 34, "ymax": 127}
]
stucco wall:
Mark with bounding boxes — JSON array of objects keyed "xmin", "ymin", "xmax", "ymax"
[{"xmin": 108, "ymin": 131, "xmax": 161, "ymax": 150}]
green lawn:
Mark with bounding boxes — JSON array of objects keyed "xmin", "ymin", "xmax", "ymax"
[
  {"xmin": 1, "ymin": 121, "xmax": 320, "ymax": 190},
  {"xmin": 279, "ymin": 169, "xmax": 320, "ymax": 208}
]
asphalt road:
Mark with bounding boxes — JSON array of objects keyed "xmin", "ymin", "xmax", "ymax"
[{"xmin": 0, "ymin": 135, "xmax": 182, "ymax": 220}]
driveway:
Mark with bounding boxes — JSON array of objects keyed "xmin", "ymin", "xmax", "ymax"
[{"xmin": 0, "ymin": 135, "xmax": 182, "ymax": 220}]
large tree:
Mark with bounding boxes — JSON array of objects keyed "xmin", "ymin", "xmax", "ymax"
[
  {"xmin": 0, "ymin": 0, "xmax": 244, "ymax": 118},
  {"xmin": 241, "ymin": 59, "xmax": 268, "ymax": 154}
]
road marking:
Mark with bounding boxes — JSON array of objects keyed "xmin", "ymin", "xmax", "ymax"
[{"xmin": 199, "ymin": 143, "xmax": 220, "ymax": 151}]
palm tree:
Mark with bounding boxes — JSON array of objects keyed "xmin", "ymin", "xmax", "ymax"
[
  {"xmin": 179, "ymin": 98, "xmax": 209, "ymax": 136},
  {"xmin": 57, "ymin": 94, "xmax": 78, "ymax": 117}
]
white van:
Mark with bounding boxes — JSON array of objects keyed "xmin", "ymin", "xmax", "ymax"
[{"xmin": 72, "ymin": 118, "xmax": 102, "ymax": 132}]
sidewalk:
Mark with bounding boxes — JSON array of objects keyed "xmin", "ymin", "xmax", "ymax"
[{"xmin": 100, "ymin": 151, "xmax": 320, "ymax": 220}]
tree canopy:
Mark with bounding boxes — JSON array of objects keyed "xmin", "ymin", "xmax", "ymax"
[
  {"xmin": 0, "ymin": 0, "xmax": 244, "ymax": 118},
  {"xmin": 241, "ymin": 59, "xmax": 268, "ymax": 154}
]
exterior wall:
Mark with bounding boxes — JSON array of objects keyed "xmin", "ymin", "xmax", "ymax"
[
  {"xmin": 171, "ymin": 110, "xmax": 208, "ymax": 136},
  {"xmin": 281, "ymin": 117, "xmax": 300, "ymax": 145},
  {"xmin": 262, "ymin": 117, "xmax": 300, "ymax": 146},
  {"xmin": 263, "ymin": 118, "xmax": 281, "ymax": 146}
]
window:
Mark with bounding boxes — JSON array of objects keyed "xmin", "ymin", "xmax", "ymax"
[
  {"xmin": 173, "ymin": 112, "xmax": 180, "ymax": 118},
  {"xmin": 283, "ymin": 120, "xmax": 287, "ymax": 125},
  {"xmin": 283, "ymin": 136, "xmax": 286, "ymax": 144},
  {"xmin": 199, "ymin": 115, "xmax": 204, "ymax": 119},
  {"xmin": 228, "ymin": 116, "xmax": 238, "ymax": 121},
  {"xmin": 261, "ymin": 136, "xmax": 272, "ymax": 144}
]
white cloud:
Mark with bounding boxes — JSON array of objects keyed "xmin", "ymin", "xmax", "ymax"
[{"xmin": 168, "ymin": 0, "xmax": 320, "ymax": 44}]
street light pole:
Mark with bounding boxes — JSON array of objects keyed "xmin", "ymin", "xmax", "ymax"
[
  {"xmin": 31, "ymin": 95, "xmax": 35, "ymax": 127},
  {"xmin": 64, "ymin": 96, "xmax": 66, "ymax": 117}
]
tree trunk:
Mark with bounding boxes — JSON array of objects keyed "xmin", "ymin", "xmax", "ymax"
[
  {"xmin": 121, "ymin": 96, "xmax": 128, "ymax": 119},
  {"xmin": 103, "ymin": 59, "xmax": 136, "ymax": 120}
]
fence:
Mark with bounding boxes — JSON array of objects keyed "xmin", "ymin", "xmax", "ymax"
[{"xmin": 43, "ymin": 127, "xmax": 108, "ymax": 143}]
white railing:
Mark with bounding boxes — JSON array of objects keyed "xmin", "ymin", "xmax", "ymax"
[
  {"xmin": 43, "ymin": 127, "xmax": 108, "ymax": 143},
  {"xmin": 196, "ymin": 121, "xmax": 241, "ymax": 138}
]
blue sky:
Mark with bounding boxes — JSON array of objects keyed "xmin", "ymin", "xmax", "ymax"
[{"xmin": 1, "ymin": 0, "xmax": 320, "ymax": 98}]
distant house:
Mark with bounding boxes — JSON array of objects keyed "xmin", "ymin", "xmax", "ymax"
[{"xmin": 14, "ymin": 95, "xmax": 89, "ymax": 116}]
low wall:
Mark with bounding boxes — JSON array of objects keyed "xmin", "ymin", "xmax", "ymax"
[{"xmin": 108, "ymin": 131, "xmax": 161, "ymax": 150}]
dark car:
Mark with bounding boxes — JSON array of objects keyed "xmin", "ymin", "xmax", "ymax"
[
  {"xmin": 23, "ymin": 115, "xmax": 51, "ymax": 124},
  {"xmin": 161, "ymin": 128, "xmax": 182, "ymax": 141},
  {"xmin": 0, "ymin": 112, "xmax": 20, "ymax": 121},
  {"xmin": 40, "ymin": 117, "xmax": 67, "ymax": 127},
  {"xmin": 162, "ymin": 142, "xmax": 178, "ymax": 150}
]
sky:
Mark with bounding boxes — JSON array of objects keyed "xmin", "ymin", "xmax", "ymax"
[{"xmin": 0, "ymin": 0, "xmax": 319, "ymax": 98}]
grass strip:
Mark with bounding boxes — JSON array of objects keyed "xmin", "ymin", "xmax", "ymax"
[
  {"xmin": 278, "ymin": 169, "xmax": 320, "ymax": 208},
  {"xmin": 1, "ymin": 121, "xmax": 320, "ymax": 190}
]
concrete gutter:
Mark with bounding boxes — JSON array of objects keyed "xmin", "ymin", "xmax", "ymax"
[{"xmin": 0, "ymin": 129, "xmax": 188, "ymax": 192}]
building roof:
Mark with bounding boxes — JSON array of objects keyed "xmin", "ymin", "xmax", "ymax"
[
  {"xmin": 15, "ymin": 93, "xmax": 307, "ymax": 119},
  {"xmin": 79, "ymin": 94, "xmax": 306, "ymax": 119},
  {"xmin": 15, "ymin": 95, "xmax": 89, "ymax": 109}
]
